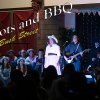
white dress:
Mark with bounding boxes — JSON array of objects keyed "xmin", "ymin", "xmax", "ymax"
[
  {"xmin": 44, "ymin": 44, "xmax": 61, "ymax": 75},
  {"xmin": 25, "ymin": 56, "xmax": 37, "ymax": 65}
]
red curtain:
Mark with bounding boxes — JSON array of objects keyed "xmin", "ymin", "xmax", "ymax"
[
  {"xmin": 0, "ymin": 12, "xmax": 10, "ymax": 30},
  {"xmin": 0, "ymin": 11, "xmax": 38, "ymax": 55},
  {"xmin": 13, "ymin": 10, "xmax": 38, "ymax": 54},
  {"xmin": 0, "ymin": 12, "xmax": 12, "ymax": 55}
]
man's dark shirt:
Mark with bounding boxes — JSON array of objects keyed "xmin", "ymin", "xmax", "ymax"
[{"xmin": 64, "ymin": 42, "xmax": 82, "ymax": 58}]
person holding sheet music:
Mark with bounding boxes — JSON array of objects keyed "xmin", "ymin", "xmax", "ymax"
[{"xmin": 63, "ymin": 35, "xmax": 83, "ymax": 72}]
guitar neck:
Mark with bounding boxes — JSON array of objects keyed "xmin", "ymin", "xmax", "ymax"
[
  {"xmin": 72, "ymin": 52, "xmax": 81, "ymax": 58},
  {"xmin": 71, "ymin": 49, "xmax": 89, "ymax": 59}
]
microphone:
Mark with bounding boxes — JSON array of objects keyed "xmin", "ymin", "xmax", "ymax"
[{"xmin": 63, "ymin": 41, "xmax": 68, "ymax": 46}]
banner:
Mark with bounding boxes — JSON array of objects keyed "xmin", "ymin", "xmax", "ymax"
[
  {"xmin": 0, "ymin": 12, "xmax": 12, "ymax": 55},
  {"xmin": 13, "ymin": 10, "xmax": 38, "ymax": 54},
  {"xmin": 0, "ymin": 10, "xmax": 38, "ymax": 55}
]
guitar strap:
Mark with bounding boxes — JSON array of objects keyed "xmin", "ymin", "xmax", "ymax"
[{"xmin": 75, "ymin": 43, "xmax": 80, "ymax": 53}]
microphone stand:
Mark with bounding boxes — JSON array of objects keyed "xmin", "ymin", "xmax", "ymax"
[{"xmin": 63, "ymin": 41, "xmax": 68, "ymax": 47}]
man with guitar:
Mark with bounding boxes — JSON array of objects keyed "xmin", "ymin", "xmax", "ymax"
[{"xmin": 63, "ymin": 35, "xmax": 83, "ymax": 72}]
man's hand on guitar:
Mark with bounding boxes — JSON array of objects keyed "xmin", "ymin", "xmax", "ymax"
[
  {"xmin": 64, "ymin": 56, "xmax": 68, "ymax": 61},
  {"xmin": 64, "ymin": 56, "xmax": 73, "ymax": 63}
]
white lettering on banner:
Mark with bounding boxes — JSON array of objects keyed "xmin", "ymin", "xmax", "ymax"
[
  {"xmin": 19, "ymin": 22, "xmax": 25, "ymax": 29},
  {"xmin": 25, "ymin": 19, "xmax": 32, "ymax": 27},
  {"xmin": 54, "ymin": 5, "xmax": 62, "ymax": 16},
  {"xmin": 0, "ymin": 2, "xmax": 73, "ymax": 36},
  {"xmin": 0, "ymin": 29, "xmax": 6, "ymax": 36},
  {"xmin": 44, "ymin": 8, "xmax": 52, "ymax": 19},
  {"xmin": 6, "ymin": 26, "xmax": 16, "ymax": 33},
  {"xmin": 63, "ymin": 2, "xmax": 72, "ymax": 13},
  {"xmin": 37, "ymin": 12, "xmax": 40, "ymax": 22}
]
